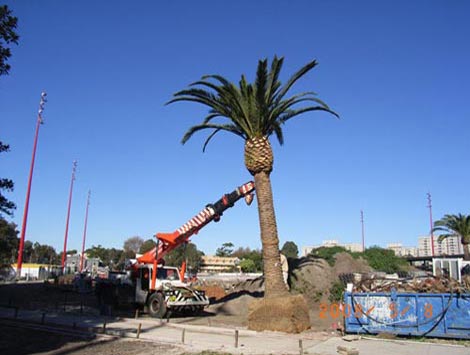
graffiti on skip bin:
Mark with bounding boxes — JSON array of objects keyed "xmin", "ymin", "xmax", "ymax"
[{"xmin": 319, "ymin": 299, "xmax": 433, "ymax": 320}]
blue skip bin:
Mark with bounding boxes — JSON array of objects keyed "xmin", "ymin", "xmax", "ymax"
[{"xmin": 343, "ymin": 291, "xmax": 470, "ymax": 339}]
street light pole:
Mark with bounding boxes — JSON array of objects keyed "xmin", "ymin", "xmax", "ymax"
[
  {"xmin": 427, "ymin": 192, "xmax": 435, "ymax": 257},
  {"xmin": 61, "ymin": 160, "xmax": 77, "ymax": 272},
  {"xmin": 361, "ymin": 210, "xmax": 365, "ymax": 252},
  {"xmin": 79, "ymin": 190, "xmax": 91, "ymax": 273},
  {"xmin": 17, "ymin": 92, "xmax": 47, "ymax": 278}
]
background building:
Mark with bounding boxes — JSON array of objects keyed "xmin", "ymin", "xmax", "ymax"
[
  {"xmin": 387, "ymin": 243, "xmax": 418, "ymax": 257},
  {"xmin": 199, "ymin": 255, "xmax": 240, "ymax": 273},
  {"xmin": 418, "ymin": 235, "xmax": 464, "ymax": 256}
]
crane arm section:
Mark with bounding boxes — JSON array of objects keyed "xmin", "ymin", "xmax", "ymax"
[{"xmin": 137, "ymin": 181, "xmax": 255, "ymax": 265}]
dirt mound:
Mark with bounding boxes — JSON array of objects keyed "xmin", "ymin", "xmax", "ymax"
[
  {"xmin": 289, "ymin": 256, "xmax": 335, "ymax": 306},
  {"xmin": 210, "ymin": 292, "xmax": 259, "ymax": 316},
  {"xmin": 248, "ymin": 294, "xmax": 310, "ymax": 333},
  {"xmin": 198, "ymin": 285, "xmax": 226, "ymax": 301},
  {"xmin": 232, "ymin": 276, "xmax": 264, "ymax": 293},
  {"xmin": 333, "ymin": 252, "xmax": 371, "ymax": 276}
]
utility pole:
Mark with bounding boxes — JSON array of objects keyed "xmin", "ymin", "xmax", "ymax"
[
  {"xmin": 17, "ymin": 92, "xmax": 47, "ymax": 278},
  {"xmin": 427, "ymin": 192, "xmax": 435, "ymax": 257},
  {"xmin": 361, "ymin": 210, "xmax": 365, "ymax": 252},
  {"xmin": 61, "ymin": 160, "xmax": 78, "ymax": 272},
  {"xmin": 79, "ymin": 190, "xmax": 91, "ymax": 273}
]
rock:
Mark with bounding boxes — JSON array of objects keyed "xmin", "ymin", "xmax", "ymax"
[
  {"xmin": 342, "ymin": 335, "xmax": 361, "ymax": 342},
  {"xmin": 337, "ymin": 345, "xmax": 359, "ymax": 355}
]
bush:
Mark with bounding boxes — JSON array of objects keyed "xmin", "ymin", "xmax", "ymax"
[
  {"xmin": 329, "ymin": 281, "xmax": 344, "ymax": 303},
  {"xmin": 309, "ymin": 245, "xmax": 407, "ymax": 273},
  {"xmin": 363, "ymin": 246, "xmax": 408, "ymax": 273},
  {"xmin": 239, "ymin": 258, "xmax": 257, "ymax": 273},
  {"xmin": 309, "ymin": 246, "xmax": 351, "ymax": 266}
]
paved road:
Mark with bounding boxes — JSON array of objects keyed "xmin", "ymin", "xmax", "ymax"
[{"xmin": 0, "ymin": 307, "xmax": 469, "ymax": 355}]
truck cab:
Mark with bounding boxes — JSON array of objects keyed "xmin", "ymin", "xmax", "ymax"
[{"xmin": 135, "ymin": 264, "xmax": 208, "ymax": 318}]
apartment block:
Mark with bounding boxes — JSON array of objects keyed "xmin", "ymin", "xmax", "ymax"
[
  {"xmin": 387, "ymin": 243, "xmax": 418, "ymax": 257},
  {"xmin": 418, "ymin": 235, "xmax": 464, "ymax": 256}
]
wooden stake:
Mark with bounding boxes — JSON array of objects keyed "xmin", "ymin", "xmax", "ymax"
[
  {"xmin": 181, "ymin": 328, "xmax": 186, "ymax": 344},
  {"xmin": 235, "ymin": 330, "xmax": 239, "ymax": 348},
  {"xmin": 137, "ymin": 323, "xmax": 142, "ymax": 339},
  {"xmin": 103, "ymin": 320, "xmax": 107, "ymax": 333},
  {"xmin": 299, "ymin": 339, "xmax": 303, "ymax": 355}
]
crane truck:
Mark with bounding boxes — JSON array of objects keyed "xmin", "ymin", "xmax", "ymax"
[{"xmin": 96, "ymin": 181, "xmax": 256, "ymax": 318}]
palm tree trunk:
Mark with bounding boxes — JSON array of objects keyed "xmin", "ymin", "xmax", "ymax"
[
  {"xmin": 463, "ymin": 243, "xmax": 470, "ymax": 261},
  {"xmin": 253, "ymin": 171, "xmax": 289, "ymax": 298}
]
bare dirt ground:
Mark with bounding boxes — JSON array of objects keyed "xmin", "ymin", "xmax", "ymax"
[{"xmin": 0, "ymin": 324, "xmax": 182, "ymax": 355}]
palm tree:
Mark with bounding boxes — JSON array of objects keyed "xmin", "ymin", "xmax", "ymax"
[
  {"xmin": 433, "ymin": 213, "xmax": 470, "ymax": 260},
  {"xmin": 167, "ymin": 56, "xmax": 338, "ymax": 298}
]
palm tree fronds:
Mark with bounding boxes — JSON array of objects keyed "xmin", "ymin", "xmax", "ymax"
[
  {"xmin": 181, "ymin": 123, "xmax": 245, "ymax": 145},
  {"xmin": 272, "ymin": 59, "xmax": 318, "ymax": 104},
  {"xmin": 202, "ymin": 128, "xmax": 221, "ymax": 152},
  {"xmin": 280, "ymin": 106, "xmax": 339, "ymax": 124},
  {"xmin": 168, "ymin": 56, "xmax": 338, "ymax": 150}
]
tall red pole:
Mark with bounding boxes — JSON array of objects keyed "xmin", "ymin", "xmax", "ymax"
[
  {"xmin": 79, "ymin": 190, "xmax": 91, "ymax": 273},
  {"xmin": 17, "ymin": 92, "xmax": 47, "ymax": 278},
  {"xmin": 361, "ymin": 210, "xmax": 365, "ymax": 252},
  {"xmin": 427, "ymin": 192, "xmax": 435, "ymax": 257},
  {"xmin": 61, "ymin": 161, "xmax": 77, "ymax": 271}
]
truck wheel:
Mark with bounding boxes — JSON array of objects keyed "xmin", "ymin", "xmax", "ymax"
[{"xmin": 147, "ymin": 293, "xmax": 167, "ymax": 318}]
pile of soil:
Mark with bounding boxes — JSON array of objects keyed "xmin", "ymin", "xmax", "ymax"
[
  {"xmin": 232, "ymin": 276, "xmax": 264, "ymax": 293},
  {"xmin": 197, "ymin": 285, "xmax": 226, "ymax": 301},
  {"xmin": 248, "ymin": 294, "xmax": 310, "ymax": 333},
  {"xmin": 333, "ymin": 253, "xmax": 371, "ymax": 276},
  {"xmin": 289, "ymin": 253, "xmax": 372, "ymax": 307},
  {"xmin": 209, "ymin": 293, "xmax": 259, "ymax": 316},
  {"xmin": 289, "ymin": 256, "xmax": 334, "ymax": 306}
]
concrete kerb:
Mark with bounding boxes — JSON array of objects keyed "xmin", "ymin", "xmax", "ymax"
[{"xmin": 2, "ymin": 306, "xmax": 470, "ymax": 355}]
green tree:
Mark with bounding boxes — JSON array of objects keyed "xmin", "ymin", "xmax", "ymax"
[
  {"xmin": 0, "ymin": 5, "xmax": 18, "ymax": 217},
  {"xmin": 433, "ymin": 213, "xmax": 470, "ymax": 261},
  {"xmin": 215, "ymin": 242, "xmax": 234, "ymax": 257},
  {"xmin": 139, "ymin": 238, "xmax": 156, "ymax": 254},
  {"xmin": 0, "ymin": 143, "xmax": 16, "ymax": 217},
  {"xmin": 0, "ymin": 5, "xmax": 18, "ymax": 77},
  {"xmin": 164, "ymin": 242, "xmax": 204, "ymax": 272},
  {"xmin": 232, "ymin": 246, "xmax": 251, "ymax": 258},
  {"xmin": 123, "ymin": 236, "xmax": 144, "ymax": 259},
  {"xmin": 309, "ymin": 246, "xmax": 350, "ymax": 266},
  {"xmin": 239, "ymin": 258, "xmax": 256, "ymax": 273},
  {"xmin": 0, "ymin": 217, "xmax": 18, "ymax": 263},
  {"xmin": 168, "ymin": 56, "xmax": 337, "ymax": 298},
  {"xmin": 85, "ymin": 244, "xmax": 108, "ymax": 261},
  {"xmin": 232, "ymin": 247, "xmax": 263, "ymax": 271},
  {"xmin": 32, "ymin": 242, "xmax": 58, "ymax": 264},
  {"xmin": 23, "ymin": 240, "xmax": 33, "ymax": 262},
  {"xmin": 363, "ymin": 246, "xmax": 407, "ymax": 273},
  {"xmin": 107, "ymin": 248, "xmax": 124, "ymax": 270},
  {"xmin": 281, "ymin": 241, "xmax": 299, "ymax": 259}
]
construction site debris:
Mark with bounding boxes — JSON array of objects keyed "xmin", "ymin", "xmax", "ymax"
[{"xmin": 351, "ymin": 274, "xmax": 470, "ymax": 294}]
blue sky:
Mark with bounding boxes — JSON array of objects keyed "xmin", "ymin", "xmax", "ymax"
[{"xmin": 1, "ymin": 1, "xmax": 469, "ymax": 255}]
